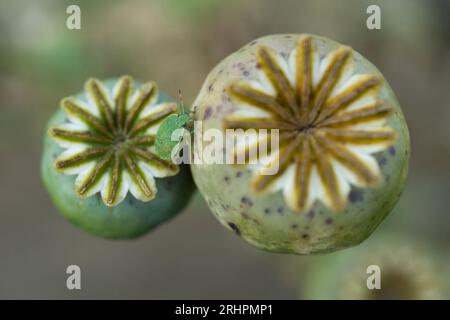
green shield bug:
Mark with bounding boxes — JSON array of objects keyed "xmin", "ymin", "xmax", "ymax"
[{"xmin": 155, "ymin": 90, "xmax": 194, "ymax": 161}]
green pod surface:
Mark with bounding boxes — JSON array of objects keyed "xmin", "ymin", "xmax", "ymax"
[
  {"xmin": 41, "ymin": 77, "xmax": 195, "ymax": 239},
  {"xmin": 190, "ymin": 34, "xmax": 410, "ymax": 254}
]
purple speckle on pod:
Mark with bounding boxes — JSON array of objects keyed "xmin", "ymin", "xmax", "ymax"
[
  {"xmin": 241, "ymin": 196, "xmax": 253, "ymax": 207},
  {"xmin": 227, "ymin": 222, "xmax": 240, "ymax": 236},
  {"xmin": 203, "ymin": 107, "xmax": 213, "ymax": 120},
  {"xmin": 389, "ymin": 146, "xmax": 396, "ymax": 156},
  {"xmin": 348, "ymin": 188, "xmax": 363, "ymax": 203},
  {"xmin": 378, "ymin": 157, "xmax": 387, "ymax": 167}
]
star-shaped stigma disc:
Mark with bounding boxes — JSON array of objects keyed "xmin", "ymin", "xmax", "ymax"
[
  {"xmin": 50, "ymin": 76, "xmax": 179, "ymax": 207},
  {"xmin": 224, "ymin": 36, "xmax": 396, "ymax": 213}
]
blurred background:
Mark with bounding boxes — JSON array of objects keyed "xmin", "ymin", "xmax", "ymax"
[{"xmin": 1, "ymin": 0, "xmax": 449, "ymax": 299}]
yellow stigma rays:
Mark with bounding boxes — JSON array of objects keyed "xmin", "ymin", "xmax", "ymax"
[
  {"xmin": 50, "ymin": 76, "xmax": 179, "ymax": 207},
  {"xmin": 224, "ymin": 36, "xmax": 396, "ymax": 213}
]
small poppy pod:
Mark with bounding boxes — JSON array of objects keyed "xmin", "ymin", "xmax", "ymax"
[{"xmin": 41, "ymin": 76, "xmax": 195, "ymax": 239}]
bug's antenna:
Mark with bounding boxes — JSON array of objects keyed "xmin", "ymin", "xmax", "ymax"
[{"xmin": 178, "ymin": 89, "xmax": 185, "ymax": 114}]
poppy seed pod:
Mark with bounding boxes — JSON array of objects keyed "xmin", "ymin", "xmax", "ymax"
[
  {"xmin": 41, "ymin": 76, "xmax": 195, "ymax": 239},
  {"xmin": 190, "ymin": 34, "xmax": 409, "ymax": 254}
]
